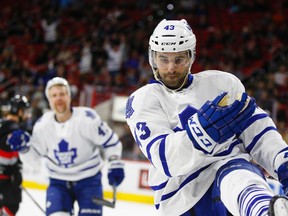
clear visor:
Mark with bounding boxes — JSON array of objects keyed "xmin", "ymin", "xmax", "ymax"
[
  {"xmin": 149, "ymin": 48, "xmax": 193, "ymax": 80},
  {"xmin": 149, "ymin": 49, "xmax": 191, "ymax": 69},
  {"xmin": 156, "ymin": 54, "xmax": 190, "ymax": 68}
]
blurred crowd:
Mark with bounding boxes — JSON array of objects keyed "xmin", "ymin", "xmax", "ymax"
[{"xmin": 0, "ymin": 0, "xmax": 288, "ymax": 160}]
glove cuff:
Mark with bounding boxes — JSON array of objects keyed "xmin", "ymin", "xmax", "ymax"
[
  {"xmin": 19, "ymin": 146, "xmax": 30, "ymax": 153},
  {"xmin": 277, "ymin": 161, "xmax": 288, "ymax": 181},
  {"xmin": 108, "ymin": 156, "xmax": 124, "ymax": 169},
  {"xmin": 186, "ymin": 113, "xmax": 217, "ymax": 154},
  {"xmin": 274, "ymin": 148, "xmax": 288, "ymax": 172}
]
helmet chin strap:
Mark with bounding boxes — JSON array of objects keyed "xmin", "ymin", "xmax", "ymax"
[{"xmin": 154, "ymin": 66, "xmax": 191, "ymax": 92}]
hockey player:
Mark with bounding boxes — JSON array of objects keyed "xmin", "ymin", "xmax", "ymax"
[
  {"xmin": 125, "ymin": 19, "xmax": 288, "ymax": 216},
  {"xmin": 0, "ymin": 95, "xmax": 29, "ymax": 216},
  {"xmin": 7, "ymin": 77, "xmax": 125, "ymax": 216}
]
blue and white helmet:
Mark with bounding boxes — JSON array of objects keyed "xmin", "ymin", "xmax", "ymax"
[
  {"xmin": 45, "ymin": 77, "xmax": 71, "ymax": 99},
  {"xmin": 149, "ymin": 19, "xmax": 196, "ymax": 85}
]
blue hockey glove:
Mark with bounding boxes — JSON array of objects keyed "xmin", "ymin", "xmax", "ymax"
[
  {"xmin": 107, "ymin": 156, "xmax": 125, "ymax": 187},
  {"xmin": 7, "ymin": 129, "xmax": 30, "ymax": 152},
  {"xmin": 277, "ymin": 161, "xmax": 288, "ymax": 196},
  {"xmin": 186, "ymin": 92, "xmax": 256, "ymax": 154}
]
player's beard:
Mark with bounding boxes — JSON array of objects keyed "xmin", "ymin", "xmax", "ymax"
[
  {"xmin": 161, "ymin": 71, "xmax": 187, "ymax": 90},
  {"xmin": 54, "ymin": 102, "xmax": 69, "ymax": 114}
]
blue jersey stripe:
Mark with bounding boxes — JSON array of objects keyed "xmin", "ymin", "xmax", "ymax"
[
  {"xmin": 246, "ymin": 126, "xmax": 277, "ymax": 153},
  {"xmin": 146, "ymin": 134, "xmax": 168, "ymax": 165},
  {"xmin": 242, "ymin": 113, "xmax": 269, "ymax": 131},
  {"xmin": 160, "ymin": 165, "xmax": 210, "ymax": 202},
  {"xmin": 103, "ymin": 140, "xmax": 120, "ymax": 148},
  {"xmin": 102, "ymin": 132, "xmax": 114, "ymax": 146},
  {"xmin": 214, "ymin": 139, "xmax": 242, "ymax": 156},
  {"xmin": 47, "ymin": 161, "xmax": 100, "ymax": 173},
  {"xmin": 159, "ymin": 137, "xmax": 172, "ymax": 177},
  {"xmin": 150, "ymin": 181, "xmax": 168, "ymax": 191}
]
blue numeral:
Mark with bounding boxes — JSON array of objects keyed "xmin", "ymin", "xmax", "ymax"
[
  {"xmin": 164, "ymin": 25, "xmax": 175, "ymax": 30},
  {"xmin": 136, "ymin": 122, "xmax": 151, "ymax": 140}
]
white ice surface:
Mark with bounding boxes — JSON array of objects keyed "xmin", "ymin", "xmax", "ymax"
[{"xmin": 16, "ymin": 188, "xmax": 158, "ymax": 216}]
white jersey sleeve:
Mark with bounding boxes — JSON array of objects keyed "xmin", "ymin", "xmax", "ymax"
[{"xmin": 238, "ymin": 106, "xmax": 288, "ymax": 179}]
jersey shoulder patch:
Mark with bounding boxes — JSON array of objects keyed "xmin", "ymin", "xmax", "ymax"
[
  {"xmin": 125, "ymin": 85, "xmax": 157, "ymax": 120},
  {"xmin": 73, "ymin": 107, "xmax": 100, "ymax": 121}
]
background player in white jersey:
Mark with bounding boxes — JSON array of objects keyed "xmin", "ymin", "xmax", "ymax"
[
  {"xmin": 0, "ymin": 95, "xmax": 29, "ymax": 216},
  {"xmin": 125, "ymin": 19, "xmax": 288, "ymax": 216},
  {"xmin": 7, "ymin": 77, "xmax": 125, "ymax": 216}
]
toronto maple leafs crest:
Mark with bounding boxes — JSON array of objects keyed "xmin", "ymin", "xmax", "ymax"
[
  {"xmin": 54, "ymin": 139, "xmax": 77, "ymax": 167},
  {"xmin": 125, "ymin": 95, "xmax": 135, "ymax": 119}
]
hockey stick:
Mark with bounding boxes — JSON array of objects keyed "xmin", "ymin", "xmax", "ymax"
[
  {"xmin": 92, "ymin": 185, "xmax": 116, "ymax": 208},
  {"xmin": 22, "ymin": 187, "xmax": 45, "ymax": 214}
]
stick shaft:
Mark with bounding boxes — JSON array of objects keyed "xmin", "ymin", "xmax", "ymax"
[
  {"xmin": 22, "ymin": 187, "xmax": 45, "ymax": 214},
  {"xmin": 92, "ymin": 185, "xmax": 117, "ymax": 208}
]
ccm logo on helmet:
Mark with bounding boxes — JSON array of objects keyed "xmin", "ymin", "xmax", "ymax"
[{"xmin": 161, "ymin": 42, "xmax": 176, "ymax": 45}]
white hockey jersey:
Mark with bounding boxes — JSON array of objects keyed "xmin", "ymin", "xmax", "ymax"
[
  {"xmin": 126, "ymin": 70, "xmax": 288, "ymax": 216},
  {"xmin": 20, "ymin": 107, "xmax": 122, "ymax": 181}
]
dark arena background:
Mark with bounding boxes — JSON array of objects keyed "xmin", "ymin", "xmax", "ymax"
[{"xmin": 0, "ymin": 0, "xmax": 288, "ymax": 215}]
